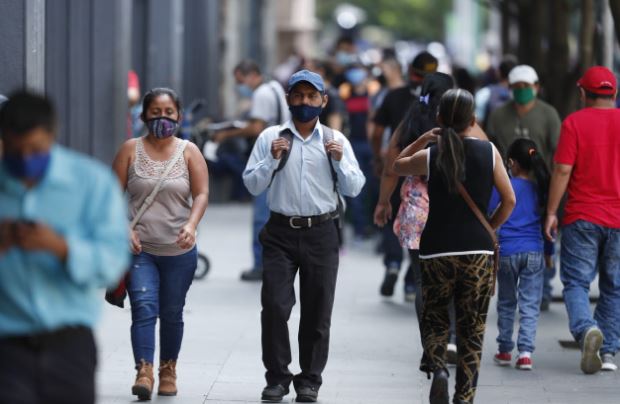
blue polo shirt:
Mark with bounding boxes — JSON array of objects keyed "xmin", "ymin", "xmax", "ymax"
[{"xmin": 0, "ymin": 145, "xmax": 130, "ymax": 337}]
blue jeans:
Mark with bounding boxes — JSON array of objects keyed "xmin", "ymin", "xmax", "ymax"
[
  {"xmin": 561, "ymin": 220, "xmax": 620, "ymax": 354},
  {"xmin": 496, "ymin": 251, "xmax": 544, "ymax": 353},
  {"xmin": 253, "ymin": 191, "xmax": 270, "ymax": 270},
  {"xmin": 128, "ymin": 247, "xmax": 197, "ymax": 364}
]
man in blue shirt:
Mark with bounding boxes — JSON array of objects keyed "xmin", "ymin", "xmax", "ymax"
[
  {"xmin": 0, "ymin": 92, "xmax": 130, "ymax": 404},
  {"xmin": 243, "ymin": 70, "xmax": 365, "ymax": 403}
]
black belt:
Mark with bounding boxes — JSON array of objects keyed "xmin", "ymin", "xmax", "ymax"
[{"xmin": 270, "ymin": 211, "xmax": 338, "ymax": 229}]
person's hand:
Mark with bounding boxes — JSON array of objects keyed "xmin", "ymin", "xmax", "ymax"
[
  {"xmin": 0, "ymin": 221, "xmax": 15, "ymax": 254},
  {"xmin": 325, "ymin": 140, "xmax": 344, "ymax": 161},
  {"xmin": 177, "ymin": 223, "xmax": 196, "ymax": 249},
  {"xmin": 14, "ymin": 221, "xmax": 68, "ymax": 261},
  {"xmin": 373, "ymin": 201, "xmax": 392, "ymax": 227},
  {"xmin": 130, "ymin": 229, "xmax": 142, "ymax": 255},
  {"xmin": 212, "ymin": 131, "xmax": 229, "ymax": 144},
  {"xmin": 544, "ymin": 214, "xmax": 558, "ymax": 242},
  {"xmin": 423, "ymin": 127, "xmax": 441, "ymax": 143},
  {"xmin": 271, "ymin": 138, "xmax": 290, "ymax": 160}
]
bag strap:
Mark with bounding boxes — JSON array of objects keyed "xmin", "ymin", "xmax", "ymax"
[
  {"xmin": 456, "ymin": 183, "xmax": 497, "ymax": 245},
  {"xmin": 268, "ymin": 128, "xmax": 294, "ymax": 187},
  {"xmin": 130, "ymin": 140, "xmax": 188, "ymax": 229}
]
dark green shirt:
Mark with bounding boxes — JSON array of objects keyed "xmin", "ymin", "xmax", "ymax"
[{"xmin": 487, "ymin": 99, "xmax": 561, "ymax": 167}]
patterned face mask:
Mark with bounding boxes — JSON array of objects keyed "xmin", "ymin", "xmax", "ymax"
[{"xmin": 146, "ymin": 117, "xmax": 179, "ymax": 138}]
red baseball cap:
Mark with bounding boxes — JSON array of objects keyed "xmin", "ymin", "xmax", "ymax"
[{"xmin": 577, "ymin": 66, "xmax": 617, "ymax": 95}]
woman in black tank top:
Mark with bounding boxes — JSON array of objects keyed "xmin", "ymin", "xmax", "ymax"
[{"xmin": 393, "ymin": 89, "xmax": 515, "ymax": 404}]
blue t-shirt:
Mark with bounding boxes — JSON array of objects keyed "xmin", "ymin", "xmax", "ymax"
[{"xmin": 489, "ymin": 178, "xmax": 545, "ymax": 256}]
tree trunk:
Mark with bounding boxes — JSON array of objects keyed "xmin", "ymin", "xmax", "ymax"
[
  {"xmin": 579, "ymin": 0, "xmax": 596, "ymax": 70},
  {"xmin": 546, "ymin": 0, "xmax": 571, "ymax": 117},
  {"xmin": 609, "ymin": 0, "xmax": 620, "ymax": 45},
  {"xmin": 517, "ymin": 0, "xmax": 545, "ymax": 75}
]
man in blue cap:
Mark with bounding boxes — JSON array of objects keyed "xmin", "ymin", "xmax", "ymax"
[{"xmin": 244, "ymin": 70, "xmax": 365, "ymax": 402}]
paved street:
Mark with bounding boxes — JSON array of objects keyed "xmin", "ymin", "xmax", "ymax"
[{"xmin": 96, "ymin": 205, "xmax": 619, "ymax": 404}]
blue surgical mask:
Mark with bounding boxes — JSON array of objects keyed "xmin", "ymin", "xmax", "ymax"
[
  {"xmin": 345, "ymin": 68, "xmax": 368, "ymax": 86},
  {"xmin": 146, "ymin": 117, "xmax": 179, "ymax": 138},
  {"xmin": 2, "ymin": 152, "xmax": 51, "ymax": 181},
  {"xmin": 336, "ymin": 51, "xmax": 357, "ymax": 67},
  {"xmin": 289, "ymin": 104, "xmax": 323, "ymax": 123},
  {"xmin": 236, "ymin": 84, "xmax": 253, "ymax": 98}
]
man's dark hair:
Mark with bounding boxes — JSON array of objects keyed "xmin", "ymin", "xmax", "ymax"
[
  {"xmin": 498, "ymin": 55, "xmax": 518, "ymax": 80},
  {"xmin": 584, "ymin": 89, "xmax": 615, "ymax": 100},
  {"xmin": 234, "ymin": 59, "xmax": 262, "ymax": 76},
  {"xmin": 336, "ymin": 36, "xmax": 355, "ymax": 48},
  {"xmin": 0, "ymin": 91, "xmax": 56, "ymax": 137}
]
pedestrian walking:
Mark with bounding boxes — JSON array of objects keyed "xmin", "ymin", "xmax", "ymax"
[
  {"xmin": 486, "ymin": 64, "xmax": 561, "ymax": 309},
  {"xmin": 545, "ymin": 66, "xmax": 620, "ymax": 374},
  {"xmin": 394, "ymin": 89, "xmax": 515, "ymax": 404},
  {"xmin": 0, "ymin": 91, "xmax": 130, "ymax": 404},
  {"xmin": 112, "ymin": 87, "xmax": 209, "ymax": 399},
  {"xmin": 243, "ymin": 70, "xmax": 365, "ymax": 403},
  {"xmin": 491, "ymin": 138, "xmax": 551, "ymax": 371},
  {"xmin": 371, "ymin": 50, "xmax": 438, "ymax": 300},
  {"xmin": 374, "ymin": 72, "xmax": 460, "ymax": 365},
  {"xmin": 213, "ymin": 59, "xmax": 290, "ymax": 281}
]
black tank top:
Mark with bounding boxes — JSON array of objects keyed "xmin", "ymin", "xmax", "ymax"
[{"xmin": 420, "ymin": 138, "xmax": 495, "ymax": 258}]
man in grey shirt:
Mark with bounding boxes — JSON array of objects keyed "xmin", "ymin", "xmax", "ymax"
[{"xmin": 213, "ymin": 60, "xmax": 290, "ymax": 281}]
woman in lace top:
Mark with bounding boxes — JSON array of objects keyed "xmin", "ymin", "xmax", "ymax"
[{"xmin": 112, "ymin": 88, "xmax": 209, "ymax": 400}]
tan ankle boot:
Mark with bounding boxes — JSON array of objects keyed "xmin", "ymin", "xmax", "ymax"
[
  {"xmin": 132, "ymin": 360, "xmax": 154, "ymax": 400},
  {"xmin": 158, "ymin": 360, "xmax": 178, "ymax": 396}
]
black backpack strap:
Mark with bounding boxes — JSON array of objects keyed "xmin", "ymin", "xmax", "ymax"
[{"xmin": 268, "ymin": 128, "xmax": 294, "ymax": 187}]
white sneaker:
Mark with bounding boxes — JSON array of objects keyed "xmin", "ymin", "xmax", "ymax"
[
  {"xmin": 601, "ymin": 353, "xmax": 617, "ymax": 371},
  {"xmin": 446, "ymin": 343, "xmax": 457, "ymax": 366},
  {"xmin": 580, "ymin": 327, "xmax": 603, "ymax": 374}
]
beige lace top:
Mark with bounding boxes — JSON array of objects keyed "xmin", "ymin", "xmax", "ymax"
[{"xmin": 127, "ymin": 137, "xmax": 192, "ymax": 256}]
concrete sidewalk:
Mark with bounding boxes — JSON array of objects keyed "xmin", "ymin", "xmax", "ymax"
[{"xmin": 96, "ymin": 205, "xmax": 619, "ymax": 404}]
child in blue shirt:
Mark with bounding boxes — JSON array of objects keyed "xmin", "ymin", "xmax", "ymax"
[{"xmin": 489, "ymin": 138, "xmax": 552, "ymax": 370}]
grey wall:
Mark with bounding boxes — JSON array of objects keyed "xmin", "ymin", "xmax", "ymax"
[
  {"xmin": 45, "ymin": 0, "xmax": 130, "ymax": 164},
  {"xmin": 0, "ymin": 1, "xmax": 26, "ymax": 94}
]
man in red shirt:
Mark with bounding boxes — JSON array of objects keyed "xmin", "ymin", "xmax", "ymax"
[{"xmin": 545, "ymin": 66, "xmax": 620, "ymax": 375}]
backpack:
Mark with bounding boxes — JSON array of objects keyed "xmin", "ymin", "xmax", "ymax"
[{"xmin": 268, "ymin": 125, "xmax": 345, "ymax": 227}]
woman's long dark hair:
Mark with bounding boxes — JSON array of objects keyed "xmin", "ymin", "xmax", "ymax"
[
  {"xmin": 507, "ymin": 138, "xmax": 551, "ymax": 208},
  {"xmin": 435, "ymin": 88, "xmax": 475, "ymax": 193},
  {"xmin": 398, "ymin": 72, "xmax": 454, "ymax": 150}
]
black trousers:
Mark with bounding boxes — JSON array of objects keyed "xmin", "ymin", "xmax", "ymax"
[
  {"xmin": 260, "ymin": 217, "xmax": 339, "ymax": 390},
  {"xmin": 0, "ymin": 326, "xmax": 96, "ymax": 404}
]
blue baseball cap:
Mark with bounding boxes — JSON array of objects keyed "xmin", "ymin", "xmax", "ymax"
[{"xmin": 287, "ymin": 70, "xmax": 325, "ymax": 93}]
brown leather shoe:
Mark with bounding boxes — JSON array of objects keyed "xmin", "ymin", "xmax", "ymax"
[
  {"xmin": 158, "ymin": 360, "xmax": 177, "ymax": 396},
  {"xmin": 132, "ymin": 360, "xmax": 154, "ymax": 400}
]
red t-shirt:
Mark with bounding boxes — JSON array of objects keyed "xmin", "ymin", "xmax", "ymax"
[{"xmin": 554, "ymin": 107, "xmax": 620, "ymax": 228}]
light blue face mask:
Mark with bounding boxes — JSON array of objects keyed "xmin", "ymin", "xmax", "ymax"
[
  {"xmin": 236, "ymin": 84, "xmax": 253, "ymax": 98},
  {"xmin": 345, "ymin": 68, "xmax": 368, "ymax": 86}
]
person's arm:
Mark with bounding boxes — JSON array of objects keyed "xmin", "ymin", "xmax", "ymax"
[
  {"xmin": 111, "ymin": 139, "xmax": 136, "ymax": 190},
  {"xmin": 57, "ymin": 172, "xmax": 130, "ymax": 287},
  {"xmin": 111, "ymin": 139, "xmax": 142, "ymax": 254},
  {"xmin": 392, "ymin": 128, "xmax": 440, "ymax": 175},
  {"xmin": 489, "ymin": 147, "xmax": 516, "ymax": 230},
  {"xmin": 373, "ymin": 122, "xmax": 404, "ymax": 226},
  {"xmin": 213, "ymin": 119, "xmax": 267, "ymax": 143},
  {"xmin": 177, "ymin": 143, "xmax": 209, "ymax": 249},
  {"xmin": 242, "ymin": 129, "xmax": 285, "ymax": 196},
  {"xmin": 544, "ymin": 163, "xmax": 573, "ymax": 241}
]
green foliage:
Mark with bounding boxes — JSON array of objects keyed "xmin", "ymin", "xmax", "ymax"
[{"xmin": 317, "ymin": 0, "xmax": 453, "ymax": 41}]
